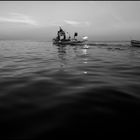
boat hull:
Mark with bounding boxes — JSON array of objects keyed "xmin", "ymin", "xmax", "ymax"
[
  {"xmin": 131, "ymin": 40, "xmax": 140, "ymax": 47},
  {"xmin": 53, "ymin": 39, "xmax": 86, "ymax": 46}
]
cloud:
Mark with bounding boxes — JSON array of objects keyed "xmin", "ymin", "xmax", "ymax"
[
  {"xmin": 64, "ymin": 20, "xmax": 80, "ymax": 26},
  {"xmin": 0, "ymin": 13, "xmax": 38, "ymax": 26},
  {"xmin": 64, "ymin": 20, "xmax": 91, "ymax": 27}
]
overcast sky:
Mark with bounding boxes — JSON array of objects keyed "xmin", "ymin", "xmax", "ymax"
[{"xmin": 0, "ymin": 1, "xmax": 140, "ymax": 41}]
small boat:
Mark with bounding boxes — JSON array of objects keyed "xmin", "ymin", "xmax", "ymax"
[
  {"xmin": 53, "ymin": 38, "xmax": 86, "ymax": 46},
  {"xmin": 53, "ymin": 26, "xmax": 88, "ymax": 46},
  {"xmin": 131, "ymin": 40, "xmax": 140, "ymax": 47}
]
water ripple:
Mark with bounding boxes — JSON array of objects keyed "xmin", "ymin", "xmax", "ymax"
[{"xmin": 0, "ymin": 40, "xmax": 140, "ymax": 137}]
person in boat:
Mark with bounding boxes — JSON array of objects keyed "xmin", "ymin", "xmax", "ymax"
[
  {"xmin": 74, "ymin": 32, "xmax": 78, "ymax": 41},
  {"xmin": 57, "ymin": 26, "xmax": 66, "ymax": 41},
  {"xmin": 66, "ymin": 32, "xmax": 71, "ymax": 41},
  {"xmin": 68, "ymin": 35, "xmax": 71, "ymax": 41}
]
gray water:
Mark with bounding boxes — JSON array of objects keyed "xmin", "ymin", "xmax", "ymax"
[{"xmin": 0, "ymin": 40, "xmax": 140, "ymax": 138}]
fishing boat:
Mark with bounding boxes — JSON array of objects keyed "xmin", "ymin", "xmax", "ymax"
[
  {"xmin": 53, "ymin": 27, "xmax": 88, "ymax": 46},
  {"xmin": 131, "ymin": 40, "xmax": 140, "ymax": 47},
  {"xmin": 53, "ymin": 38, "xmax": 86, "ymax": 45}
]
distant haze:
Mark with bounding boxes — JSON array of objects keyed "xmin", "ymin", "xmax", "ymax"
[{"xmin": 0, "ymin": 1, "xmax": 140, "ymax": 41}]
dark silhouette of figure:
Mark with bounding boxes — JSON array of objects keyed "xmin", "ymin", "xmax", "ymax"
[
  {"xmin": 74, "ymin": 32, "xmax": 78, "ymax": 40},
  {"xmin": 57, "ymin": 26, "xmax": 66, "ymax": 41}
]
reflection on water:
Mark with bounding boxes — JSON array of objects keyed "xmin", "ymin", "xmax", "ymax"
[
  {"xmin": 57, "ymin": 45, "xmax": 67, "ymax": 69},
  {"xmin": 0, "ymin": 40, "xmax": 140, "ymax": 138},
  {"xmin": 82, "ymin": 46, "xmax": 88, "ymax": 75}
]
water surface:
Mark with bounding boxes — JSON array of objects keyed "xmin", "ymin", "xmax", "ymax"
[{"xmin": 0, "ymin": 40, "xmax": 140, "ymax": 138}]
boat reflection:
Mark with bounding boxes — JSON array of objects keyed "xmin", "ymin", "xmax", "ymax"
[
  {"xmin": 57, "ymin": 45, "xmax": 67, "ymax": 69},
  {"xmin": 56, "ymin": 44, "xmax": 90, "ymax": 74},
  {"xmin": 82, "ymin": 45, "xmax": 89, "ymax": 75}
]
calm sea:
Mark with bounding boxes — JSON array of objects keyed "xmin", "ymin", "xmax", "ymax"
[{"xmin": 0, "ymin": 40, "xmax": 140, "ymax": 138}]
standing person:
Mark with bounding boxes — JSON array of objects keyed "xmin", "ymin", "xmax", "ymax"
[
  {"xmin": 57, "ymin": 27, "xmax": 63, "ymax": 41},
  {"xmin": 59, "ymin": 26, "xmax": 66, "ymax": 40},
  {"xmin": 74, "ymin": 32, "xmax": 78, "ymax": 40},
  {"xmin": 67, "ymin": 32, "xmax": 71, "ymax": 41}
]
